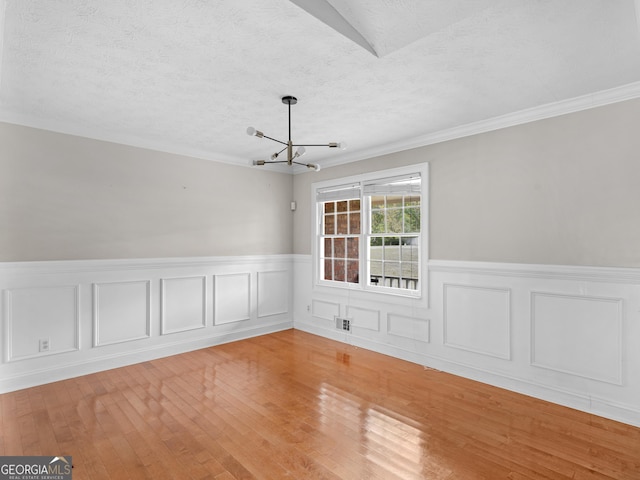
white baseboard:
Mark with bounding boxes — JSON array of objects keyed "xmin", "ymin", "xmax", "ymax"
[
  {"xmin": 0, "ymin": 255, "xmax": 294, "ymax": 393},
  {"xmin": 294, "ymin": 320, "xmax": 640, "ymax": 428},
  {"xmin": 294, "ymin": 256, "xmax": 640, "ymax": 428},
  {"xmin": 1, "ymin": 321, "xmax": 292, "ymax": 393}
]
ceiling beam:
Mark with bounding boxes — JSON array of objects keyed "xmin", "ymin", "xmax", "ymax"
[{"xmin": 288, "ymin": 0, "xmax": 378, "ymax": 57}]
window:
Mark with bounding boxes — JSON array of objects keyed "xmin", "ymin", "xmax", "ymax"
[
  {"xmin": 366, "ymin": 175, "xmax": 421, "ymax": 291},
  {"xmin": 318, "ymin": 183, "xmax": 361, "ymax": 285},
  {"xmin": 315, "ymin": 165, "xmax": 427, "ymax": 296}
]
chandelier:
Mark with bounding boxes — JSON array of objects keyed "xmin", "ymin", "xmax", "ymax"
[{"xmin": 247, "ymin": 96, "xmax": 346, "ymax": 171}]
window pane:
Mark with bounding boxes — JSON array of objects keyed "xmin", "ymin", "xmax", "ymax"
[
  {"xmin": 324, "ymin": 238, "xmax": 332, "ymax": 257},
  {"xmin": 324, "ymin": 214, "xmax": 335, "ymax": 235},
  {"xmin": 384, "ymin": 236, "xmax": 400, "ymax": 246},
  {"xmin": 386, "ymin": 195, "xmax": 402, "ymax": 208},
  {"xmin": 404, "ymin": 208, "xmax": 420, "ymax": 232},
  {"xmin": 334, "ymin": 238, "xmax": 345, "ymax": 257},
  {"xmin": 400, "ymin": 238, "xmax": 419, "ymax": 262},
  {"xmin": 387, "ymin": 209, "xmax": 403, "ymax": 233},
  {"xmin": 334, "ymin": 259, "xmax": 345, "ymax": 282},
  {"xmin": 324, "ymin": 259, "xmax": 333, "ymax": 281},
  {"xmin": 347, "ymin": 237, "xmax": 359, "ymax": 259},
  {"xmin": 369, "ymin": 261, "xmax": 383, "ymax": 285},
  {"xmin": 401, "ymin": 262, "xmax": 419, "ymax": 279},
  {"xmin": 384, "ymin": 262, "xmax": 401, "ymax": 286},
  {"xmin": 404, "ymin": 195, "xmax": 420, "ymax": 207},
  {"xmin": 371, "ymin": 211, "xmax": 385, "ymax": 233},
  {"xmin": 337, "ymin": 213, "xmax": 348, "ymax": 234},
  {"xmin": 349, "ymin": 199, "xmax": 360, "ymax": 211},
  {"xmin": 347, "ymin": 260, "xmax": 359, "ymax": 283},
  {"xmin": 337, "ymin": 200, "xmax": 348, "ymax": 212},
  {"xmin": 325, "ymin": 202, "xmax": 335, "ymax": 213},
  {"xmin": 369, "ymin": 237, "xmax": 383, "ymax": 260},
  {"xmin": 371, "ymin": 196, "xmax": 385, "ymax": 210},
  {"xmin": 349, "ymin": 212, "xmax": 361, "ymax": 234}
]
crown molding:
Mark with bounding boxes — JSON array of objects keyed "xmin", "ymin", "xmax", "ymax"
[
  {"xmin": 3, "ymin": 80, "xmax": 640, "ymax": 175},
  {"xmin": 0, "ymin": 110, "xmax": 260, "ymax": 168},
  {"xmin": 313, "ymin": 80, "xmax": 640, "ymax": 173},
  {"xmin": 0, "ymin": 111, "xmax": 302, "ymax": 175}
]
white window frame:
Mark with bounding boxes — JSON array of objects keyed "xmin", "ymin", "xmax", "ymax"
[{"xmin": 312, "ymin": 163, "xmax": 429, "ymax": 299}]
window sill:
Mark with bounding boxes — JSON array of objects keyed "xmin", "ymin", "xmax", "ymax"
[{"xmin": 314, "ymin": 280, "xmax": 424, "ymax": 301}]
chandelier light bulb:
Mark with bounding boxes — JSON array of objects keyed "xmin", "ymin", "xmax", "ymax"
[
  {"xmin": 247, "ymin": 127, "xmax": 264, "ymax": 138},
  {"xmin": 295, "ymin": 146, "xmax": 306, "ymax": 158}
]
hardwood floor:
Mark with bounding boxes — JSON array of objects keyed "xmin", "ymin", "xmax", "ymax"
[{"xmin": 1, "ymin": 329, "xmax": 639, "ymax": 479}]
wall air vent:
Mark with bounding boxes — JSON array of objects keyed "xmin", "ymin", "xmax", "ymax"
[{"xmin": 335, "ymin": 316, "xmax": 351, "ymax": 332}]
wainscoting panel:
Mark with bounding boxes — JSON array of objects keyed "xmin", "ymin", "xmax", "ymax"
[
  {"xmin": 0, "ymin": 255, "xmax": 293, "ymax": 393},
  {"xmin": 311, "ymin": 299, "xmax": 340, "ymax": 321},
  {"xmin": 161, "ymin": 276, "xmax": 207, "ymax": 335},
  {"xmin": 93, "ymin": 281, "xmax": 151, "ymax": 347},
  {"xmin": 5, "ymin": 286, "xmax": 79, "ymax": 361},
  {"xmin": 387, "ymin": 314, "xmax": 429, "ymax": 342},
  {"xmin": 346, "ymin": 306, "xmax": 380, "ymax": 332},
  {"xmin": 257, "ymin": 270, "xmax": 289, "ymax": 318},
  {"xmin": 443, "ymin": 284, "xmax": 511, "ymax": 360},
  {"xmin": 214, "ymin": 273, "xmax": 251, "ymax": 325},
  {"xmin": 531, "ymin": 292, "xmax": 623, "ymax": 385},
  {"xmin": 294, "ymin": 256, "xmax": 640, "ymax": 427}
]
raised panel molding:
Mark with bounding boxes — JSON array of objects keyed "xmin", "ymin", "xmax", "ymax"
[
  {"xmin": 93, "ymin": 280, "xmax": 151, "ymax": 347},
  {"xmin": 531, "ymin": 292, "xmax": 623, "ymax": 385},
  {"xmin": 161, "ymin": 276, "xmax": 207, "ymax": 335},
  {"xmin": 346, "ymin": 306, "xmax": 380, "ymax": 331},
  {"xmin": 0, "ymin": 255, "xmax": 293, "ymax": 395},
  {"xmin": 297, "ymin": 256, "xmax": 640, "ymax": 427},
  {"xmin": 443, "ymin": 283, "xmax": 511, "ymax": 360},
  {"xmin": 387, "ymin": 314, "xmax": 429, "ymax": 342},
  {"xmin": 311, "ymin": 299, "xmax": 340, "ymax": 321},
  {"xmin": 257, "ymin": 270, "xmax": 289, "ymax": 318},
  {"xmin": 4, "ymin": 285, "xmax": 80, "ymax": 361},
  {"xmin": 214, "ymin": 273, "xmax": 251, "ymax": 325}
]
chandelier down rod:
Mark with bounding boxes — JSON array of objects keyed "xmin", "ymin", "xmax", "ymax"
[{"xmin": 247, "ymin": 95, "xmax": 346, "ymax": 171}]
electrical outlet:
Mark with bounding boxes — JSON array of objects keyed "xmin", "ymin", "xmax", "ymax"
[{"xmin": 39, "ymin": 338, "xmax": 50, "ymax": 352}]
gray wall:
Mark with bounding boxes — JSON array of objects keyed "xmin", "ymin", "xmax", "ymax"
[
  {"xmin": 0, "ymin": 123, "xmax": 293, "ymax": 261},
  {"xmin": 293, "ymin": 98, "xmax": 640, "ymax": 267}
]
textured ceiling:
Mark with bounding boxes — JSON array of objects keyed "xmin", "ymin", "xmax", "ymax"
[{"xmin": 1, "ymin": 0, "xmax": 640, "ymax": 172}]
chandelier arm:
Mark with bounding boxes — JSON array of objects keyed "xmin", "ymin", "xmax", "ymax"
[
  {"xmin": 261, "ymin": 134, "xmax": 288, "ymax": 146},
  {"xmin": 248, "ymin": 96, "xmax": 342, "ymax": 172},
  {"xmin": 292, "ymin": 161, "xmax": 320, "ymax": 171},
  {"xmin": 293, "ymin": 143, "xmax": 335, "ymax": 147}
]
